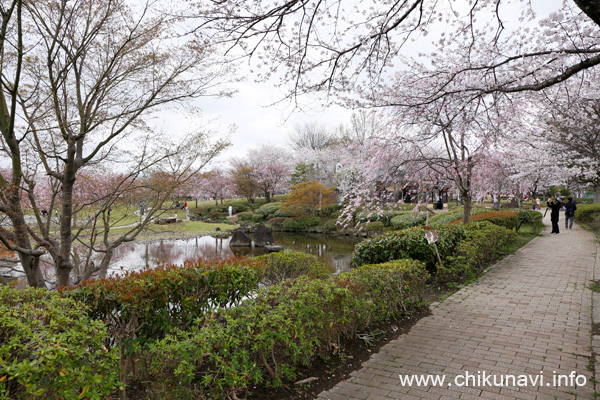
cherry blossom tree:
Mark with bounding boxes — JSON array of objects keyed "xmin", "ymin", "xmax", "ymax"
[
  {"xmin": 542, "ymin": 97, "xmax": 600, "ymax": 200},
  {"xmin": 196, "ymin": 169, "xmax": 236, "ymax": 211},
  {"xmin": 245, "ymin": 144, "xmax": 292, "ymax": 202}
]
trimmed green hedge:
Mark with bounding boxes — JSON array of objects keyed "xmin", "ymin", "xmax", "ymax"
[
  {"xmin": 280, "ymin": 216, "xmax": 320, "ymax": 231},
  {"xmin": 237, "ymin": 211, "xmax": 255, "ymax": 221},
  {"xmin": 451, "ymin": 211, "xmax": 519, "ymax": 230},
  {"xmin": 141, "ymin": 259, "xmax": 426, "ymax": 398},
  {"xmin": 429, "ymin": 206, "xmax": 490, "ymax": 226},
  {"xmin": 0, "ymin": 286, "xmax": 119, "ymax": 400},
  {"xmin": 353, "ymin": 222, "xmax": 517, "ymax": 283},
  {"xmin": 352, "ymin": 225, "xmax": 468, "ymax": 269},
  {"xmin": 254, "ymin": 251, "xmax": 332, "ymax": 284},
  {"xmin": 390, "ymin": 212, "xmax": 427, "ymax": 229},
  {"xmin": 517, "ymin": 209, "xmax": 543, "ymax": 233},
  {"xmin": 439, "ymin": 222, "xmax": 517, "ymax": 282},
  {"xmin": 574, "ymin": 203, "xmax": 600, "ymax": 223},
  {"xmin": 255, "ymin": 202, "xmax": 281, "ymax": 218}
]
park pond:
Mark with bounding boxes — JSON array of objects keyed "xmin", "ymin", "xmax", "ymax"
[{"xmin": 103, "ymin": 232, "xmax": 363, "ymax": 276}]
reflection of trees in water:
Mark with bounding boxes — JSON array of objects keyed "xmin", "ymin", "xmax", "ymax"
[
  {"xmin": 272, "ymin": 232, "xmax": 360, "ymax": 273},
  {"xmin": 106, "ymin": 233, "xmax": 362, "ymax": 273}
]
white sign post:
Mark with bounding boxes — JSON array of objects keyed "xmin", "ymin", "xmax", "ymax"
[{"xmin": 425, "ymin": 229, "xmax": 443, "ymax": 268}]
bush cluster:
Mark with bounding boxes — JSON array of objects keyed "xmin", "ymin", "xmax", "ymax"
[
  {"xmin": 209, "ymin": 211, "xmax": 229, "ymax": 219},
  {"xmin": 353, "ymin": 222, "xmax": 516, "ymax": 283},
  {"xmin": 356, "ymin": 221, "xmax": 386, "ymax": 232},
  {"xmin": 320, "ymin": 204, "xmax": 344, "ymax": 217},
  {"xmin": 450, "ymin": 211, "xmax": 519, "ymax": 230},
  {"xmin": 439, "ymin": 222, "xmax": 517, "ymax": 282},
  {"xmin": 66, "ymin": 258, "xmax": 265, "ymax": 395},
  {"xmin": 390, "ymin": 212, "xmax": 427, "ymax": 229},
  {"xmin": 140, "ymin": 259, "xmax": 426, "ymax": 398},
  {"xmin": 574, "ymin": 203, "xmax": 600, "ymax": 223},
  {"xmin": 0, "ymin": 286, "xmax": 119, "ymax": 400},
  {"xmin": 255, "ymin": 202, "xmax": 281, "ymax": 218},
  {"xmin": 352, "ymin": 225, "xmax": 468, "ymax": 269},
  {"xmin": 429, "ymin": 206, "xmax": 492, "ymax": 226},
  {"xmin": 237, "ymin": 211, "xmax": 255, "ymax": 221},
  {"xmin": 279, "ymin": 216, "xmax": 321, "ymax": 231},
  {"xmin": 254, "ymin": 251, "xmax": 332, "ymax": 284},
  {"xmin": 320, "ymin": 219, "xmax": 339, "ymax": 232},
  {"xmin": 517, "ymin": 209, "xmax": 543, "ymax": 233},
  {"xmin": 267, "ymin": 216, "xmax": 287, "ymax": 229},
  {"xmin": 355, "ymin": 209, "xmax": 406, "ymax": 226}
]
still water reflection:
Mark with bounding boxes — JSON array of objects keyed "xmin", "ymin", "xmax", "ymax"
[{"xmin": 106, "ymin": 232, "xmax": 363, "ymax": 276}]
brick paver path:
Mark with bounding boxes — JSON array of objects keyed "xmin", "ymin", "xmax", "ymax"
[{"xmin": 319, "ymin": 210, "xmax": 599, "ymax": 399}]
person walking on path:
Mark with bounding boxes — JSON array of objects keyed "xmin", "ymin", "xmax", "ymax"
[
  {"xmin": 547, "ymin": 196, "xmax": 563, "ymax": 234},
  {"xmin": 564, "ymin": 197, "xmax": 577, "ymax": 229}
]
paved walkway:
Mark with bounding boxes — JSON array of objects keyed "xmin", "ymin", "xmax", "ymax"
[{"xmin": 318, "ymin": 210, "xmax": 599, "ymax": 399}]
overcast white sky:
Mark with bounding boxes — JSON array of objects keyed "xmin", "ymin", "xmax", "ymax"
[
  {"xmin": 167, "ymin": 0, "xmax": 562, "ymax": 168},
  {"xmin": 192, "ymin": 79, "xmax": 355, "ymax": 163}
]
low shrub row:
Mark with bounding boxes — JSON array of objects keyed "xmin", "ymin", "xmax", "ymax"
[
  {"xmin": 438, "ymin": 223, "xmax": 517, "ymax": 282},
  {"xmin": 66, "ymin": 258, "xmax": 265, "ymax": 345},
  {"xmin": 574, "ymin": 203, "xmax": 600, "ymax": 223},
  {"xmin": 140, "ymin": 259, "xmax": 426, "ymax": 398},
  {"xmin": 352, "ymin": 224, "xmax": 468, "ymax": 269},
  {"xmin": 0, "ymin": 252, "xmax": 346, "ymax": 399},
  {"xmin": 354, "ymin": 205, "xmax": 426, "ymax": 227},
  {"xmin": 517, "ymin": 209, "xmax": 543, "ymax": 233},
  {"xmin": 267, "ymin": 216, "xmax": 321, "ymax": 231},
  {"xmin": 0, "ymin": 286, "xmax": 119, "ymax": 400},
  {"xmin": 450, "ymin": 211, "xmax": 520, "ymax": 230},
  {"xmin": 353, "ymin": 222, "xmax": 516, "ymax": 283},
  {"xmin": 253, "ymin": 251, "xmax": 332, "ymax": 284},
  {"xmin": 429, "ymin": 206, "xmax": 491, "ymax": 226},
  {"xmin": 65, "ymin": 258, "xmax": 266, "ymax": 396},
  {"xmin": 280, "ymin": 216, "xmax": 321, "ymax": 231},
  {"xmin": 254, "ymin": 202, "xmax": 343, "ymax": 221},
  {"xmin": 390, "ymin": 212, "xmax": 427, "ymax": 229}
]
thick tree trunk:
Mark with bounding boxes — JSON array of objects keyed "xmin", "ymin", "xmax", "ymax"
[
  {"xmin": 463, "ymin": 192, "xmax": 473, "ymax": 224},
  {"xmin": 7, "ymin": 188, "xmax": 47, "ymax": 288},
  {"xmin": 19, "ymin": 253, "xmax": 46, "ymax": 288},
  {"xmin": 56, "ymin": 175, "xmax": 76, "ymax": 288}
]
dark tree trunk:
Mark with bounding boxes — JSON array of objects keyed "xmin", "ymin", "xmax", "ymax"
[
  {"xmin": 56, "ymin": 171, "xmax": 76, "ymax": 288},
  {"xmin": 19, "ymin": 253, "xmax": 46, "ymax": 288},
  {"xmin": 463, "ymin": 191, "xmax": 473, "ymax": 224}
]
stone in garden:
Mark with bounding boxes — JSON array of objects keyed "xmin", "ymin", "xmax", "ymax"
[
  {"xmin": 229, "ymin": 229, "xmax": 252, "ymax": 247},
  {"xmin": 264, "ymin": 245, "xmax": 283, "ymax": 253},
  {"xmin": 254, "ymin": 223, "xmax": 274, "ymax": 247}
]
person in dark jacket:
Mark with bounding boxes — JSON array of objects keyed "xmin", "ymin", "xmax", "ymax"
[
  {"xmin": 564, "ymin": 197, "xmax": 577, "ymax": 229},
  {"xmin": 547, "ymin": 197, "xmax": 563, "ymax": 234}
]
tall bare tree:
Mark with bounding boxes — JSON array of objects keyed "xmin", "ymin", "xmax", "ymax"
[{"xmin": 0, "ymin": 0, "xmax": 234, "ymax": 288}]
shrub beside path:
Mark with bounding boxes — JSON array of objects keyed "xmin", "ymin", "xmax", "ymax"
[{"xmin": 318, "ymin": 209, "xmax": 599, "ymax": 400}]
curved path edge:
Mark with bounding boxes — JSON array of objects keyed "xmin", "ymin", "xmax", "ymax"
[{"xmin": 319, "ymin": 210, "xmax": 599, "ymax": 400}]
